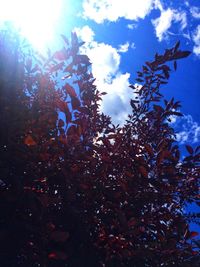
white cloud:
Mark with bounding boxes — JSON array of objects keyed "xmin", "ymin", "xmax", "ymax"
[
  {"xmin": 82, "ymin": 0, "xmax": 155, "ymax": 23},
  {"xmin": 193, "ymin": 25, "xmax": 200, "ymax": 56},
  {"xmin": 127, "ymin": 23, "xmax": 137, "ymax": 30},
  {"xmin": 130, "ymin": 42, "xmax": 136, "ymax": 49},
  {"xmin": 152, "ymin": 8, "xmax": 187, "ymax": 41},
  {"xmin": 81, "ymin": 0, "xmax": 190, "ymax": 50},
  {"xmin": 74, "ymin": 26, "xmax": 133, "ymax": 124},
  {"xmin": 174, "ymin": 11, "xmax": 187, "ymax": 30},
  {"xmin": 118, "ymin": 42, "xmax": 129, "ymax": 53},
  {"xmin": 84, "ymin": 42, "xmax": 121, "ymax": 83},
  {"xmin": 171, "ymin": 115, "xmax": 200, "ymax": 144},
  {"xmin": 152, "ymin": 8, "xmax": 174, "ymax": 41},
  {"xmin": 73, "ymin": 25, "xmax": 95, "ymax": 43},
  {"xmin": 190, "ymin": 6, "xmax": 200, "ymax": 19},
  {"xmin": 100, "ymin": 73, "xmax": 132, "ymax": 125}
]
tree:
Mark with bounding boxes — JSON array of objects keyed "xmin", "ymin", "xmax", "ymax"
[{"xmin": 0, "ymin": 28, "xmax": 199, "ymax": 267}]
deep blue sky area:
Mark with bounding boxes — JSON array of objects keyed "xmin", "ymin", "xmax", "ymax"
[{"xmin": 57, "ymin": 0, "xmax": 200, "ymax": 146}]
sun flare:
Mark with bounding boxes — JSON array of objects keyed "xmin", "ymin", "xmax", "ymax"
[{"xmin": 0, "ymin": 0, "xmax": 63, "ymax": 51}]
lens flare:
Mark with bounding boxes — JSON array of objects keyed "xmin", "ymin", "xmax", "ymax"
[{"xmin": 0, "ymin": 0, "xmax": 63, "ymax": 51}]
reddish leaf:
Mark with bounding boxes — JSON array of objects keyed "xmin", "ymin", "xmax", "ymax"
[
  {"xmin": 139, "ymin": 166, "xmax": 148, "ymax": 178},
  {"xmin": 58, "ymin": 119, "xmax": 65, "ymax": 128},
  {"xmin": 144, "ymin": 144, "xmax": 154, "ymax": 156},
  {"xmin": 74, "ymin": 54, "xmax": 90, "ymax": 65},
  {"xmin": 65, "ymin": 84, "xmax": 77, "ymax": 97},
  {"xmin": 153, "ymin": 105, "xmax": 163, "ymax": 112},
  {"xmin": 24, "ymin": 135, "xmax": 37, "ymax": 146},
  {"xmin": 50, "ymin": 231, "xmax": 69, "ymax": 242},
  {"xmin": 50, "ymin": 62, "xmax": 64, "ymax": 72},
  {"xmin": 128, "ymin": 218, "xmax": 137, "ymax": 227},
  {"xmin": 190, "ymin": 231, "xmax": 199, "ymax": 238},
  {"xmin": 172, "ymin": 50, "xmax": 191, "ymax": 60},
  {"xmin": 174, "ymin": 60, "xmax": 177, "ymax": 71},
  {"xmin": 47, "ymin": 222, "xmax": 56, "ymax": 231},
  {"xmin": 71, "ymin": 96, "xmax": 80, "ymax": 110},
  {"xmin": 186, "ymin": 145, "xmax": 193, "ymax": 154},
  {"xmin": 48, "ymin": 251, "xmax": 68, "ymax": 260},
  {"xmin": 53, "ymin": 49, "xmax": 68, "ymax": 61}
]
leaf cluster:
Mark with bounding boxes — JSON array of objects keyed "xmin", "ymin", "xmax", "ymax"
[{"xmin": 0, "ymin": 29, "xmax": 199, "ymax": 267}]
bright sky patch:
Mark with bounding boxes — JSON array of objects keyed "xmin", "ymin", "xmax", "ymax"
[{"xmin": 0, "ymin": 0, "xmax": 63, "ymax": 51}]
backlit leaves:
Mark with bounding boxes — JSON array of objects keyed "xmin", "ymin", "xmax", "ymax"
[
  {"xmin": 65, "ymin": 83, "xmax": 77, "ymax": 97},
  {"xmin": 0, "ymin": 30, "xmax": 200, "ymax": 267}
]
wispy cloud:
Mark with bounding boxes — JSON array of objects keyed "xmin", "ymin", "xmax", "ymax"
[
  {"xmin": 152, "ymin": 8, "xmax": 174, "ymax": 41},
  {"xmin": 152, "ymin": 8, "xmax": 187, "ymax": 41},
  {"xmin": 171, "ymin": 115, "xmax": 200, "ymax": 144},
  {"xmin": 190, "ymin": 6, "xmax": 200, "ymax": 19},
  {"xmin": 127, "ymin": 23, "xmax": 137, "ymax": 30},
  {"xmin": 82, "ymin": 0, "xmax": 155, "ymax": 23},
  {"xmin": 82, "ymin": 1, "xmax": 189, "ymax": 45},
  {"xmin": 118, "ymin": 42, "xmax": 129, "ymax": 53},
  {"xmin": 74, "ymin": 25, "xmax": 133, "ymax": 124},
  {"xmin": 192, "ymin": 25, "xmax": 200, "ymax": 56},
  {"xmin": 73, "ymin": 25, "xmax": 94, "ymax": 43}
]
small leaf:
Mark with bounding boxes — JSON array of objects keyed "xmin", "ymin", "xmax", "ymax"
[
  {"xmin": 128, "ymin": 218, "xmax": 137, "ymax": 227},
  {"xmin": 144, "ymin": 144, "xmax": 154, "ymax": 156},
  {"xmin": 61, "ymin": 34, "xmax": 69, "ymax": 45},
  {"xmin": 136, "ymin": 78, "xmax": 143, "ymax": 83},
  {"xmin": 174, "ymin": 60, "xmax": 177, "ymax": 71},
  {"xmin": 24, "ymin": 135, "xmax": 37, "ymax": 146},
  {"xmin": 139, "ymin": 166, "xmax": 148, "ymax": 178},
  {"xmin": 47, "ymin": 222, "xmax": 56, "ymax": 231},
  {"xmin": 190, "ymin": 231, "xmax": 199, "ymax": 238},
  {"xmin": 50, "ymin": 231, "xmax": 69, "ymax": 242},
  {"xmin": 50, "ymin": 62, "xmax": 64, "ymax": 72},
  {"xmin": 195, "ymin": 145, "xmax": 200, "ymax": 154},
  {"xmin": 53, "ymin": 49, "xmax": 68, "ymax": 61},
  {"xmin": 186, "ymin": 145, "xmax": 193, "ymax": 154},
  {"xmin": 173, "ymin": 50, "xmax": 191, "ymax": 60},
  {"xmin": 153, "ymin": 105, "xmax": 163, "ymax": 112},
  {"xmin": 130, "ymin": 99, "xmax": 139, "ymax": 109},
  {"xmin": 171, "ymin": 111, "xmax": 183, "ymax": 117},
  {"xmin": 174, "ymin": 41, "xmax": 180, "ymax": 52},
  {"xmin": 48, "ymin": 251, "xmax": 68, "ymax": 260},
  {"xmin": 58, "ymin": 119, "xmax": 64, "ymax": 128},
  {"xmin": 74, "ymin": 54, "xmax": 90, "ymax": 65},
  {"xmin": 71, "ymin": 96, "xmax": 80, "ymax": 110},
  {"xmin": 129, "ymin": 85, "xmax": 136, "ymax": 89},
  {"xmin": 65, "ymin": 84, "xmax": 77, "ymax": 98}
]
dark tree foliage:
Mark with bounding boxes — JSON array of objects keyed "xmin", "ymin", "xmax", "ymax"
[{"xmin": 0, "ymin": 29, "xmax": 200, "ymax": 267}]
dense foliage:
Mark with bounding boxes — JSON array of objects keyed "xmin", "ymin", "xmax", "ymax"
[{"xmin": 0, "ymin": 29, "xmax": 200, "ymax": 267}]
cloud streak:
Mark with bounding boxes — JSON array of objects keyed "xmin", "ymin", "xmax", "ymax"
[
  {"xmin": 193, "ymin": 25, "xmax": 200, "ymax": 56},
  {"xmin": 82, "ymin": 0, "xmax": 155, "ymax": 23},
  {"xmin": 152, "ymin": 8, "xmax": 187, "ymax": 41},
  {"xmin": 171, "ymin": 115, "xmax": 200, "ymax": 144},
  {"xmin": 82, "ymin": 0, "xmax": 198, "ymax": 53}
]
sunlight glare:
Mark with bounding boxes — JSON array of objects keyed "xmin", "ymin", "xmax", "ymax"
[{"xmin": 0, "ymin": 0, "xmax": 63, "ymax": 51}]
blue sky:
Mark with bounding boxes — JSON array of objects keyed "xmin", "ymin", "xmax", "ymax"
[
  {"xmin": 0, "ymin": 0, "xmax": 199, "ymax": 144},
  {"xmin": 68, "ymin": 0, "xmax": 200, "ymax": 146}
]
